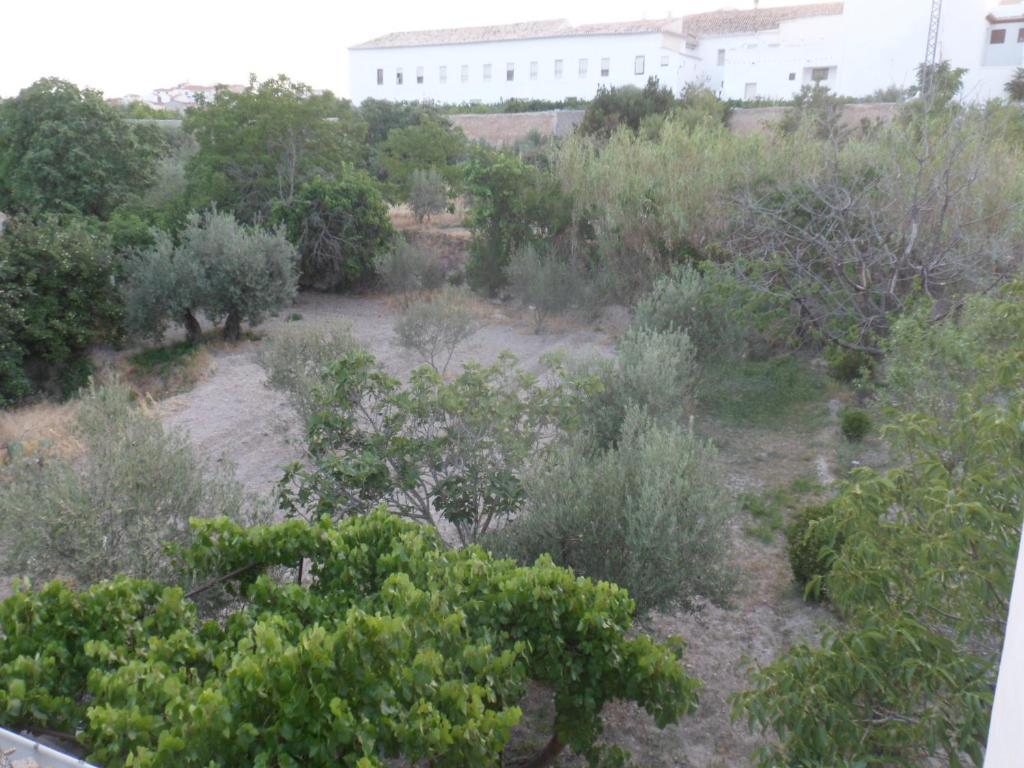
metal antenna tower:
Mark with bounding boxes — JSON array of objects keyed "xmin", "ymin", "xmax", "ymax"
[{"xmin": 922, "ymin": 0, "xmax": 943, "ymax": 99}]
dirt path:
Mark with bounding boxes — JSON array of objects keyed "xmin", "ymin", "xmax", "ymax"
[{"xmin": 154, "ymin": 292, "xmax": 834, "ymax": 766}]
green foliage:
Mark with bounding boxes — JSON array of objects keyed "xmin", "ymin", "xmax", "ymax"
[
  {"xmin": 700, "ymin": 356, "xmax": 828, "ymax": 428},
  {"xmin": 776, "ymin": 85, "xmax": 847, "ymax": 138},
  {"xmin": 374, "ymin": 237, "xmax": 446, "ymax": 298},
  {"xmin": 505, "ymin": 245, "xmax": 585, "ymax": 331},
  {"xmin": 785, "ymin": 504, "xmax": 839, "ymax": 597},
  {"xmin": 183, "ymin": 75, "xmax": 367, "ymax": 222},
  {"xmin": 377, "ymin": 117, "xmax": 465, "ymax": 201},
  {"xmin": 0, "ymin": 215, "xmax": 120, "ymax": 404},
  {"xmin": 272, "ymin": 172, "xmax": 394, "ymax": 290},
  {"xmin": 561, "ymin": 327, "xmax": 699, "ymax": 450},
  {"xmin": 393, "ymin": 286, "xmax": 480, "ymax": 374},
  {"xmin": 463, "ymin": 146, "xmax": 571, "ymax": 295},
  {"xmin": 579, "ymin": 78, "xmax": 676, "ymax": 139},
  {"xmin": 408, "ymin": 167, "xmax": 449, "ymax": 222},
  {"xmin": 0, "ymin": 382, "xmax": 255, "ymax": 585},
  {"xmin": 122, "ymin": 229, "xmax": 206, "ymax": 344},
  {"xmin": 825, "ymin": 346, "xmax": 874, "ymax": 383},
  {"xmin": 493, "ymin": 409, "xmax": 734, "ymax": 615},
  {"xmin": 839, "ymin": 408, "xmax": 871, "ymax": 441},
  {"xmin": 0, "ymin": 78, "xmax": 162, "ymax": 219},
  {"xmin": 1005, "ymin": 67, "xmax": 1024, "ymax": 102},
  {"xmin": 0, "ymin": 512, "xmax": 701, "ymax": 766},
  {"xmin": 739, "ymin": 477, "xmax": 821, "ymax": 544},
  {"xmin": 281, "ymin": 352, "xmax": 561, "ymax": 545},
  {"xmin": 256, "ymin": 321, "xmax": 360, "ymax": 425},
  {"xmin": 735, "ymin": 284, "xmax": 1024, "ymax": 765}
]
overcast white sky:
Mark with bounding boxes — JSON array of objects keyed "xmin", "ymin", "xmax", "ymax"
[{"xmin": 0, "ymin": 0, "xmax": 818, "ymax": 100}]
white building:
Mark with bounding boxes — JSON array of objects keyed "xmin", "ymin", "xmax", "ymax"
[{"xmin": 349, "ymin": 1, "xmax": 1024, "ymax": 105}]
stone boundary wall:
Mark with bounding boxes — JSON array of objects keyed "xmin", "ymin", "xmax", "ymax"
[
  {"xmin": 448, "ymin": 109, "xmax": 584, "ymax": 145},
  {"xmin": 727, "ymin": 102, "xmax": 900, "ymax": 135}
]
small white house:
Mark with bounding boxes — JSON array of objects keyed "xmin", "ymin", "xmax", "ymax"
[{"xmin": 350, "ymin": 1, "xmax": 1024, "ymax": 105}]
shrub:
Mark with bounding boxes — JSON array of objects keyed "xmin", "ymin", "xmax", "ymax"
[
  {"xmin": 633, "ymin": 263, "xmax": 748, "ymax": 362},
  {"xmin": 281, "ymin": 351, "xmax": 559, "ymax": 545},
  {"xmin": 493, "ymin": 409, "xmax": 734, "ymax": 615},
  {"xmin": 408, "ymin": 167, "xmax": 449, "ymax": 222},
  {"xmin": 840, "ymin": 408, "xmax": 871, "ymax": 441},
  {"xmin": 182, "ymin": 210, "xmax": 298, "ymax": 341},
  {"xmin": 256, "ymin": 321, "xmax": 360, "ymax": 424},
  {"xmin": 393, "ymin": 286, "xmax": 480, "ymax": 374},
  {"xmin": 786, "ymin": 504, "xmax": 839, "ymax": 598},
  {"xmin": 375, "ymin": 237, "xmax": 446, "ymax": 300},
  {"xmin": 579, "ymin": 78, "xmax": 676, "ymax": 139},
  {"xmin": 272, "ymin": 172, "xmax": 394, "ymax": 290},
  {"xmin": 0, "ymin": 215, "xmax": 121, "ymax": 404},
  {"xmin": 505, "ymin": 245, "xmax": 584, "ymax": 331},
  {"xmin": 825, "ymin": 346, "xmax": 874, "ymax": 383},
  {"xmin": 562, "ymin": 326, "xmax": 699, "ymax": 449},
  {"xmin": 0, "ymin": 381, "xmax": 259, "ymax": 586},
  {"xmin": 0, "ymin": 511, "xmax": 700, "ymax": 766}
]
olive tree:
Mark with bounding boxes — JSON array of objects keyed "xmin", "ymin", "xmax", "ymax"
[
  {"xmin": 393, "ymin": 286, "xmax": 480, "ymax": 374},
  {"xmin": 123, "ymin": 230, "xmax": 206, "ymax": 344}
]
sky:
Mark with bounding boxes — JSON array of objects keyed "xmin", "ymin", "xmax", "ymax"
[{"xmin": 0, "ymin": 0, "xmax": 820, "ymax": 100}]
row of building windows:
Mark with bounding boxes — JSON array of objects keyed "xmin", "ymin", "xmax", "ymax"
[
  {"xmin": 375, "ymin": 55, "xmax": 671, "ymax": 86},
  {"xmin": 989, "ymin": 27, "xmax": 1024, "ymax": 44}
]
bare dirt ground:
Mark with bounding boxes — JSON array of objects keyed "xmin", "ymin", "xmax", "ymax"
[{"xmin": 149, "ymin": 291, "xmax": 835, "ymax": 767}]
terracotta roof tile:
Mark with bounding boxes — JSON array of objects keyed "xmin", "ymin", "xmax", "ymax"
[{"xmin": 351, "ymin": 4, "xmax": 844, "ymax": 50}]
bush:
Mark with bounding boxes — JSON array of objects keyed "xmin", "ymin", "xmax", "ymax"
[
  {"xmin": 272, "ymin": 172, "xmax": 394, "ymax": 290},
  {"xmin": 786, "ymin": 504, "xmax": 839, "ymax": 598},
  {"xmin": 0, "ymin": 382, "xmax": 259, "ymax": 586},
  {"xmin": 256, "ymin": 321, "xmax": 360, "ymax": 425},
  {"xmin": 840, "ymin": 408, "xmax": 871, "ymax": 441},
  {"xmin": 375, "ymin": 237, "xmax": 446, "ymax": 300},
  {"xmin": 825, "ymin": 347, "xmax": 874, "ymax": 383},
  {"xmin": 505, "ymin": 245, "xmax": 584, "ymax": 331},
  {"xmin": 0, "ymin": 215, "xmax": 121, "ymax": 404},
  {"xmin": 579, "ymin": 78, "xmax": 676, "ymax": 139},
  {"xmin": 0, "ymin": 512, "xmax": 699, "ymax": 766},
  {"xmin": 563, "ymin": 326, "xmax": 699, "ymax": 449},
  {"xmin": 633, "ymin": 263, "xmax": 749, "ymax": 362},
  {"xmin": 493, "ymin": 409, "xmax": 734, "ymax": 615},
  {"xmin": 408, "ymin": 167, "xmax": 449, "ymax": 222},
  {"xmin": 393, "ymin": 286, "xmax": 480, "ymax": 374},
  {"xmin": 281, "ymin": 351, "xmax": 559, "ymax": 545}
]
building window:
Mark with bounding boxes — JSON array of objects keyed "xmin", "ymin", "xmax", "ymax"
[
  {"xmin": 744, "ymin": 82, "xmax": 758, "ymax": 99},
  {"xmin": 461, "ymin": 64, "xmax": 469, "ymax": 82},
  {"xmin": 634, "ymin": 55, "xmax": 645, "ymax": 75},
  {"xmin": 788, "ymin": 72, "xmax": 796, "ymax": 81},
  {"xmin": 376, "ymin": 68, "xmax": 384, "ymax": 85},
  {"xmin": 991, "ymin": 28, "xmax": 1007, "ymax": 44},
  {"xmin": 439, "ymin": 65, "xmax": 447, "ymax": 83},
  {"xmin": 483, "ymin": 63, "xmax": 492, "ymax": 81},
  {"xmin": 554, "ymin": 59, "xmax": 563, "ymax": 79},
  {"xmin": 660, "ymin": 55, "xmax": 669, "ymax": 67},
  {"xmin": 416, "ymin": 66, "xmax": 424, "ymax": 84},
  {"xmin": 601, "ymin": 57, "xmax": 610, "ymax": 77},
  {"xmin": 530, "ymin": 61, "xmax": 538, "ymax": 79},
  {"xmin": 1018, "ymin": 27, "xmax": 1024, "ymax": 42},
  {"xmin": 579, "ymin": 58, "xmax": 588, "ymax": 77},
  {"xmin": 507, "ymin": 62, "xmax": 515, "ymax": 81},
  {"xmin": 811, "ymin": 67, "xmax": 830, "ymax": 82},
  {"xmin": 396, "ymin": 68, "xmax": 403, "ymax": 85},
  {"xmin": 717, "ymin": 49, "xmax": 725, "ymax": 66}
]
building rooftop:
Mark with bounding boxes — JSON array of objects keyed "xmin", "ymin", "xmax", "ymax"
[{"xmin": 351, "ymin": 3, "xmax": 844, "ymax": 49}]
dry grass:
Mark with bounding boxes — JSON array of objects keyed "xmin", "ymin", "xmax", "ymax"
[
  {"xmin": 0, "ymin": 399, "xmax": 81, "ymax": 463},
  {"xmin": 115, "ymin": 339, "xmax": 218, "ymax": 401},
  {"xmin": 389, "ymin": 201, "xmax": 468, "ymax": 231}
]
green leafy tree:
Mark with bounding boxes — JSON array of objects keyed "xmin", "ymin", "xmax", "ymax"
[
  {"xmin": 734, "ymin": 281, "xmax": 1024, "ymax": 766},
  {"xmin": 408, "ymin": 167, "xmax": 449, "ymax": 222},
  {"xmin": 184, "ymin": 75, "xmax": 367, "ymax": 222},
  {"xmin": 272, "ymin": 172, "xmax": 394, "ymax": 289},
  {"xmin": 0, "ymin": 511, "xmax": 700, "ymax": 767},
  {"xmin": 122, "ymin": 230, "xmax": 206, "ymax": 344},
  {"xmin": 0, "ymin": 215, "xmax": 120, "ymax": 403},
  {"xmin": 1005, "ymin": 67, "xmax": 1024, "ymax": 102},
  {"xmin": 579, "ymin": 78, "xmax": 676, "ymax": 139},
  {"xmin": 280, "ymin": 351, "xmax": 560, "ymax": 545},
  {"xmin": 377, "ymin": 117, "xmax": 466, "ymax": 200},
  {"xmin": 463, "ymin": 146, "xmax": 571, "ymax": 295},
  {"xmin": 0, "ymin": 78, "xmax": 162, "ymax": 218}
]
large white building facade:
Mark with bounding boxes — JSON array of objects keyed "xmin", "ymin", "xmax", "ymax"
[{"xmin": 350, "ymin": 1, "xmax": 1024, "ymax": 105}]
